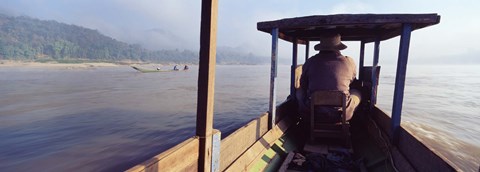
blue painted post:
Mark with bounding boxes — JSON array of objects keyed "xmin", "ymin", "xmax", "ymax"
[
  {"xmin": 359, "ymin": 41, "xmax": 365, "ymax": 80},
  {"xmin": 305, "ymin": 41, "xmax": 310, "ymax": 62},
  {"xmin": 268, "ymin": 28, "xmax": 279, "ymax": 129},
  {"xmin": 392, "ymin": 24, "xmax": 412, "ymax": 144},
  {"xmin": 371, "ymin": 39, "xmax": 380, "ymax": 106},
  {"xmin": 210, "ymin": 129, "xmax": 221, "ymax": 172},
  {"xmin": 290, "ymin": 39, "xmax": 298, "ymax": 97}
]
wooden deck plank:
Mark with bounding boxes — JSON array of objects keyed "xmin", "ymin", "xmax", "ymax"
[
  {"xmin": 224, "ymin": 118, "xmax": 290, "ymax": 171},
  {"xmin": 278, "ymin": 152, "xmax": 295, "ymax": 172}
]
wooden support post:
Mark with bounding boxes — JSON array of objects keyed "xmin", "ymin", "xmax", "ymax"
[
  {"xmin": 370, "ymin": 38, "xmax": 380, "ymax": 106},
  {"xmin": 196, "ymin": 0, "xmax": 218, "ymax": 171},
  {"xmin": 392, "ymin": 24, "xmax": 412, "ymax": 144},
  {"xmin": 268, "ymin": 28, "xmax": 279, "ymax": 129},
  {"xmin": 305, "ymin": 41, "xmax": 310, "ymax": 62},
  {"xmin": 290, "ymin": 39, "xmax": 298, "ymax": 97},
  {"xmin": 359, "ymin": 41, "xmax": 365, "ymax": 80}
]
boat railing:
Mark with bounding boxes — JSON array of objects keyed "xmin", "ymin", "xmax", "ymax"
[
  {"xmin": 126, "ymin": 136, "xmax": 200, "ymax": 172},
  {"xmin": 126, "ymin": 98, "xmax": 297, "ymax": 172},
  {"xmin": 219, "ymin": 113, "xmax": 269, "ymax": 170},
  {"xmin": 368, "ymin": 106, "xmax": 460, "ymax": 171}
]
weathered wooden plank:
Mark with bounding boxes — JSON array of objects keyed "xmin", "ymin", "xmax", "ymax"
[
  {"xmin": 390, "ymin": 145, "xmax": 416, "ymax": 172},
  {"xmin": 257, "ymin": 14, "xmax": 440, "ymax": 43},
  {"xmin": 224, "ymin": 118, "xmax": 291, "ymax": 171},
  {"xmin": 247, "ymin": 118, "xmax": 291, "ymax": 171},
  {"xmin": 278, "ymin": 32, "xmax": 307, "ymax": 45},
  {"xmin": 396, "ymin": 124, "xmax": 458, "ymax": 171},
  {"xmin": 219, "ymin": 113, "xmax": 269, "ymax": 171},
  {"xmin": 126, "ymin": 137, "xmax": 199, "ymax": 172},
  {"xmin": 370, "ymin": 106, "xmax": 458, "ymax": 171},
  {"xmin": 275, "ymin": 97, "xmax": 299, "ymax": 123},
  {"xmin": 370, "ymin": 107, "xmax": 392, "ymax": 137},
  {"xmin": 258, "ymin": 14, "xmax": 440, "ymax": 31},
  {"xmin": 289, "ymin": 27, "xmax": 392, "ymax": 41},
  {"xmin": 278, "ymin": 152, "xmax": 295, "ymax": 172},
  {"xmin": 196, "ymin": 0, "xmax": 219, "ymax": 171}
]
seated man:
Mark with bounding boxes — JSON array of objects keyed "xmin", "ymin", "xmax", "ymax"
[{"xmin": 298, "ymin": 33, "xmax": 361, "ymax": 123}]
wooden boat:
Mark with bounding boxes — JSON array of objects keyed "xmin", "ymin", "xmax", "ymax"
[
  {"xmin": 127, "ymin": 1, "xmax": 460, "ymax": 171},
  {"xmin": 131, "ymin": 66, "xmax": 184, "ymax": 73}
]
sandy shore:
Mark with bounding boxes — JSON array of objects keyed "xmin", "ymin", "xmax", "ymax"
[{"xmin": 0, "ymin": 60, "xmax": 120, "ymax": 69}]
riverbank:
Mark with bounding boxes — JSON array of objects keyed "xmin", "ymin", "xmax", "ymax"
[
  {"xmin": 0, "ymin": 60, "xmax": 122, "ymax": 69},
  {"xmin": 0, "ymin": 60, "xmax": 193, "ymax": 70}
]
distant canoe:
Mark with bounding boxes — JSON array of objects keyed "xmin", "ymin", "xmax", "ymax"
[{"xmin": 131, "ymin": 66, "xmax": 178, "ymax": 73}]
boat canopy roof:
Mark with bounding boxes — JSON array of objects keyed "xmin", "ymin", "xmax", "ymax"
[{"xmin": 257, "ymin": 14, "xmax": 440, "ymax": 43}]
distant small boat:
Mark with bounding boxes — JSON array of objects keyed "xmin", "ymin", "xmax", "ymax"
[{"xmin": 131, "ymin": 66, "xmax": 177, "ymax": 73}]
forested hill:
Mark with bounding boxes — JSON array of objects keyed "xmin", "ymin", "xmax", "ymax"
[{"xmin": 0, "ymin": 14, "xmax": 268, "ymax": 64}]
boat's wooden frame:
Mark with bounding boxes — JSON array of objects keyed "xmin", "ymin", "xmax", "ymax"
[{"xmin": 126, "ymin": 1, "xmax": 459, "ymax": 171}]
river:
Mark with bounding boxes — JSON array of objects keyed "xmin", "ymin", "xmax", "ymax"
[{"xmin": 0, "ymin": 64, "xmax": 478, "ymax": 171}]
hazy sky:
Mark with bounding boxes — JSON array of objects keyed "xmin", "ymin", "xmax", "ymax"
[{"xmin": 1, "ymin": 0, "xmax": 479, "ymax": 64}]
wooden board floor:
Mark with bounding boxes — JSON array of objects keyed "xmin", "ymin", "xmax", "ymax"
[{"xmin": 261, "ymin": 110, "xmax": 395, "ymax": 172}]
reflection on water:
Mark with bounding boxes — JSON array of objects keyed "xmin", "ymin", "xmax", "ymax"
[
  {"xmin": 0, "ymin": 65, "xmax": 478, "ymax": 171},
  {"xmin": 0, "ymin": 66, "xmax": 200, "ymax": 171}
]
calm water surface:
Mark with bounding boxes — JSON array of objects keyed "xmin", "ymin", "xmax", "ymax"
[{"xmin": 0, "ymin": 65, "xmax": 478, "ymax": 171}]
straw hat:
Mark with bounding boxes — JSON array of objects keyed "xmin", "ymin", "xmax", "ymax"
[{"xmin": 314, "ymin": 34, "xmax": 347, "ymax": 51}]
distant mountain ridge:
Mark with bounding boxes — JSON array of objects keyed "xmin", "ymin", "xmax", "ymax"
[{"xmin": 0, "ymin": 14, "xmax": 268, "ymax": 64}]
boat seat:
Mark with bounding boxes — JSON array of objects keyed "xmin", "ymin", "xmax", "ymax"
[{"xmin": 310, "ymin": 90, "xmax": 351, "ymax": 147}]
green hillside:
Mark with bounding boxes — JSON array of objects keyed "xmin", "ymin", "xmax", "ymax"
[{"xmin": 0, "ymin": 14, "xmax": 267, "ymax": 64}]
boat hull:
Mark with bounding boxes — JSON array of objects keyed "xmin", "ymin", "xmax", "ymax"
[
  {"xmin": 127, "ymin": 98, "xmax": 457, "ymax": 171},
  {"xmin": 131, "ymin": 66, "xmax": 184, "ymax": 73}
]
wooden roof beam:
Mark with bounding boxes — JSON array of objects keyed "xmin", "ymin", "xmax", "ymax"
[
  {"xmin": 258, "ymin": 14, "xmax": 440, "ymax": 31},
  {"xmin": 278, "ymin": 32, "xmax": 307, "ymax": 44},
  {"xmin": 257, "ymin": 14, "xmax": 440, "ymax": 43}
]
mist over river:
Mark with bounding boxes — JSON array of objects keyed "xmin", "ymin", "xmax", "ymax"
[{"xmin": 0, "ymin": 65, "xmax": 478, "ymax": 171}]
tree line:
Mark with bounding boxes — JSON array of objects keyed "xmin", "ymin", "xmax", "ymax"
[{"xmin": 0, "ymin": 14, "xmax": 267, "ymax": 64}]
